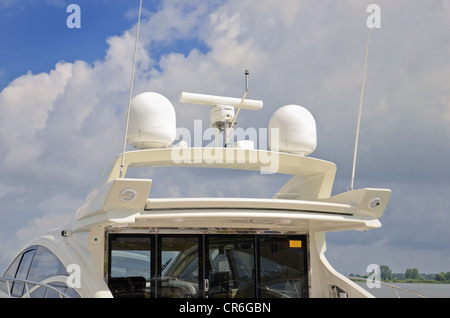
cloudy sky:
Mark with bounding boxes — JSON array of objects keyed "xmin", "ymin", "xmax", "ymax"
[{"xmin": 0, "ymin": 0, "xmax": 449, "ymax": 276}]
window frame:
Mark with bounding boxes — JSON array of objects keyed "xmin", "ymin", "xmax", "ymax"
[{"xmin": 107, "ymin": 232, "xmax": 309, "ymax": 298}]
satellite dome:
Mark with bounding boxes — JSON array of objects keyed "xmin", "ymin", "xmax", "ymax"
[
  {"xmin": 127, "ymin": 92, "xmax": 176, "ymax": 149},
  {"xmin": 269, "ymin": 105, "xmax": 317, "ymax": 155}
]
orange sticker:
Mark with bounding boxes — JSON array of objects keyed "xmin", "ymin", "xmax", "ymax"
[{"xmin": 289, "ymin": 240, "xmax": 302, "ymax": 248}]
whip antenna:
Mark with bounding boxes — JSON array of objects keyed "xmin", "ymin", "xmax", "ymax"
[
  {"xmin": 350, "ymin": 28, "xmax": 370, "ymax": 191},
  {"xmin": 120, "ymin": 0, "xmax": 143, "ymax": 178},
  {"xmin": 227, "ymin": 70, "xmax": 249, "ymax": 141}
]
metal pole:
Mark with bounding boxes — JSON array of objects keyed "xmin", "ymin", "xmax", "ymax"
[
  {"xmin": 350, "ymin": 29, "xmax": 370, "ymax": 191},
  {"xmin": 120, "ymin": 0, "xmax": 143, "ymax": 178}
]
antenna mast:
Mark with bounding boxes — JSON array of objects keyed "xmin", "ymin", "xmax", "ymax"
[
  {"xmin": 120, "ymin": 0, "xmax": 143, "ymax": 178},
  {"xmin": 228, "ymin": 69, "xmax": 250, "ymax": 138},
  {"xmin": 350, "ymin": 28, "xmax": 371, "ymax": 191}
]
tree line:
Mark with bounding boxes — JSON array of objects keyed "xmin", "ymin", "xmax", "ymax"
[{"xmin": 350, "ymin": 265, "xmax": 450, "ymax": 283}]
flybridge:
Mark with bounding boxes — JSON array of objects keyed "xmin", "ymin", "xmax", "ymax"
[
  {"xmin": 67, "ymin": 69, "xmax": 390, "ymax": 234},
  {"xmin": 69, "ymin": 67, "xmax": 390, "ymax": 226},
  {"xmin": 72, "ymin": 146, "xmax": 391, "ymax": 229}
]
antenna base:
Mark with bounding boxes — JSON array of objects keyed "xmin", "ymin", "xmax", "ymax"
[{"xmin": 210, "ymin": 105, "xmax": 235, "ymax": 128}]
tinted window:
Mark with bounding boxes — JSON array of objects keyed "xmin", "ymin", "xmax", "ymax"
[
  {"xmin": 110, "ymin": 235, "xmax": 152, "ymax": 280},
  {"xmin": 109, "ymin": 235, "xmax": 152, "ymax": 298},
  {"xmin": 207, "ymin": 236, "xmax": 255, "ymax": 298},
  {"xmin": 2, "ymin": 245, "xmax": 80, "ymax": 298},
  {"xmin": 258, "ymin": 236, "xmax": 308, "ymax": 298},
  {"xmin": 0, "ymin": 251, "xmax": 24, "ymax": 295},
  {"xmin": 159, "ymin": 235, "xmax": 201, "ymax": 298},
  {"xmin": 11, "ymin": 249, "xmax": 36, "ymax": 297},
  {"xmin": 27, "ymin": 246, "xmax": 68, "ymax": 282},
  {"xmin": 108, "ymin": 234, "xmax": 309, "ymax": 298}
]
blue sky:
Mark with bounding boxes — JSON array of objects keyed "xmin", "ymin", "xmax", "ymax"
[
  {"xmin": 1, "ymin": 0, "xmax": 450, "ymax": 278},
  {"xmin": 0, "ymin": 0, "xmax": 212, "ymax": 88},
  {"xmin": 0, "ymin": 1, "xmax": 153, "ymax": 88}
]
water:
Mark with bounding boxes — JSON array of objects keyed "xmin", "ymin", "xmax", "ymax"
[{"xmin": 356, "ymin": 282, "xmax": 450, "ymax": 298}]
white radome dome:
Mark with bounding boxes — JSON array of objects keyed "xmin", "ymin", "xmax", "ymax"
[
  {"xmin": 127, "ymin": 92, "xmax": 176, "ymax": 149},
  {"xmin": 269, "ymin": 104, "xmax": 317, "ymax": 156}
]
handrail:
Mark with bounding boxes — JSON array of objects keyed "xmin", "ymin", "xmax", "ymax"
[
  {"xmin": 347, "ymin": 276, "xmax": 429, "ymax": 298},
  {"xmin": 0, "ymin": 276, "xmax": 71, "ymax": 298}
]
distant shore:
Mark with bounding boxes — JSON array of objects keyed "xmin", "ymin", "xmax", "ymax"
[
  {"xmin": 348, "ymin": 266, "xmax": 450, "ymax": 285},
  {"xmin": 349, "ymin": 276, "xmax": 450, "ymax": 284}
]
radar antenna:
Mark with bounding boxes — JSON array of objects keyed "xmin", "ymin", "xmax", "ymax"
[{"xmin": 179, "ymin": 70, "xmax": 262, "ymax": 148}]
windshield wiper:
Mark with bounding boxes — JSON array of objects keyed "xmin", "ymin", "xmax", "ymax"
[{"xmin": 161, "ymin": 258, "xmax": 172, "ymax": 272}]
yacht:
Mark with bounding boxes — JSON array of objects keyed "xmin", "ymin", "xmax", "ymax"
[
  {"xmin": 1, "ymin": 0, "xmax": 391, "ymax": 298},
  {"xmin": 0, "ymin": 88, "xmax": 391, "ymax": 298}
]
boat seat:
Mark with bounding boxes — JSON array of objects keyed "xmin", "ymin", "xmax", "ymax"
[{"xmin": 108, "ymin": 276, "xmax": 146, "ymax": 298}]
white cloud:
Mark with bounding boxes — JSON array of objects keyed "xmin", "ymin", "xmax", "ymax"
[
  {"xmin": 0, "ymin": 63, "xmax": 72, "ymax": 168},
  {"xmin": 139, "ymin": 0, "xmax": 212, "ymax": 44},
  {"xmin": 0, "ymin": 184, "xmax": 26, "ymax": 200},
  {"xmin": 14, "ymin": 192, "xmax": 81, "ymax": 242}
]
